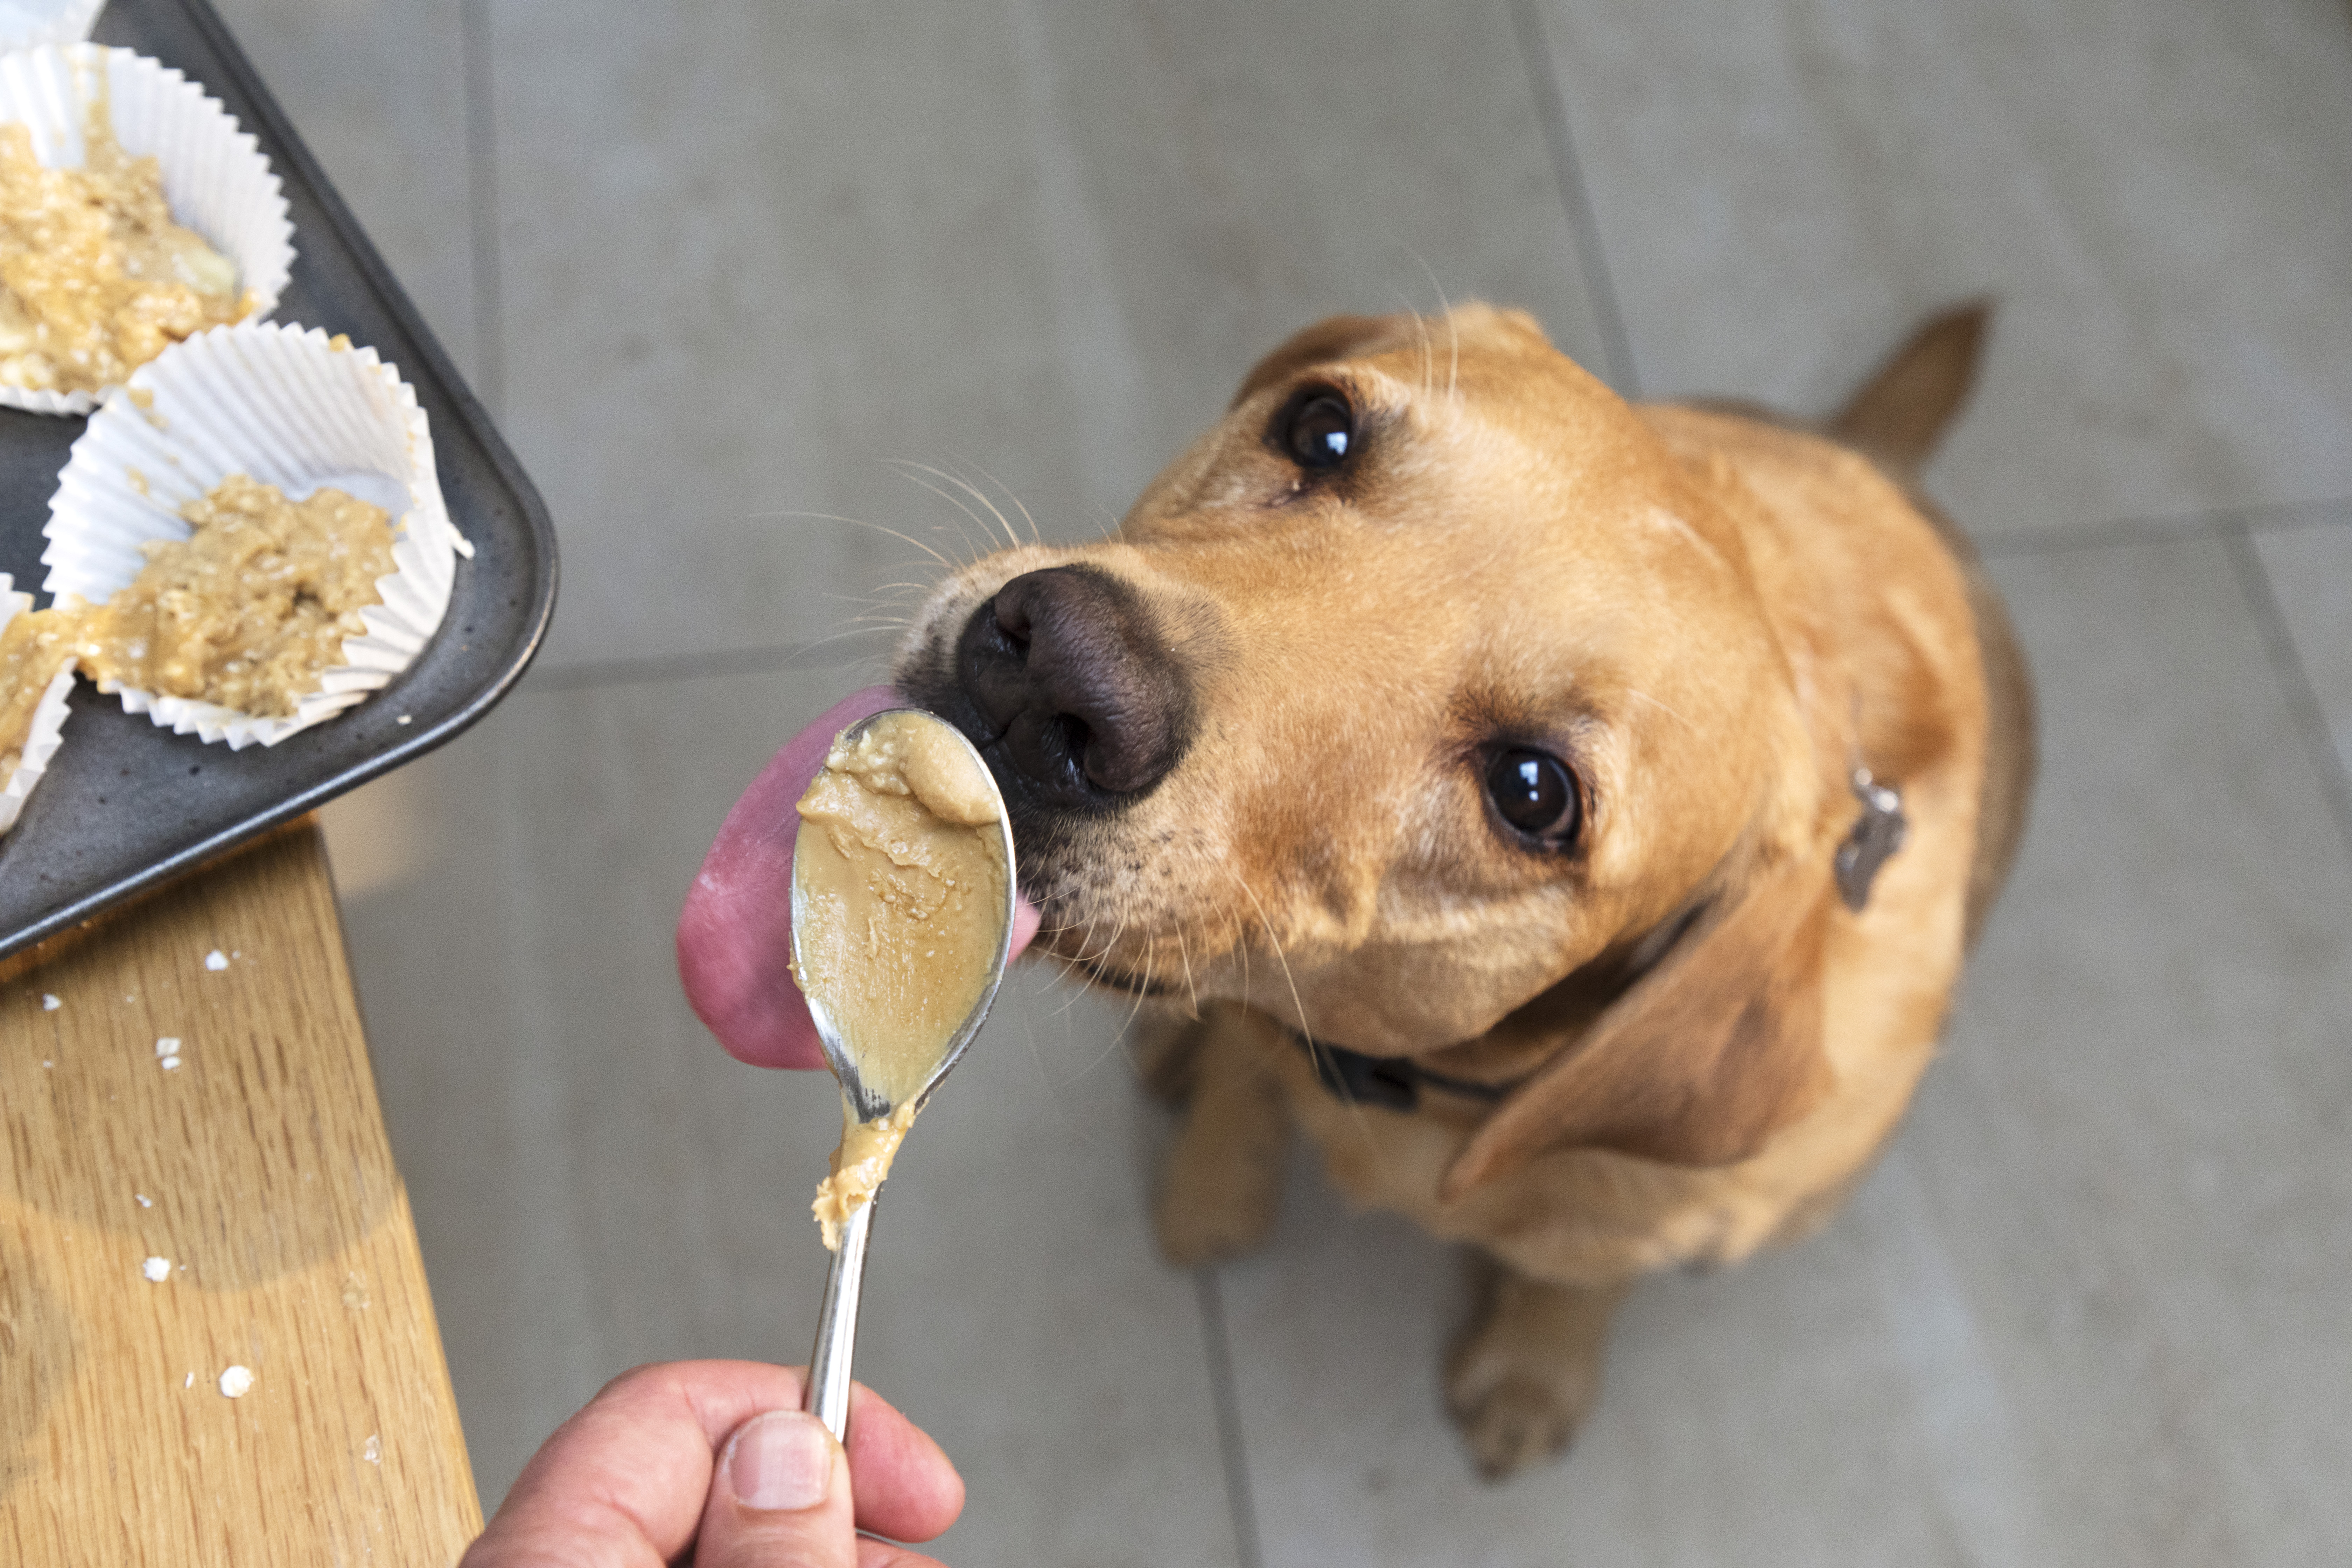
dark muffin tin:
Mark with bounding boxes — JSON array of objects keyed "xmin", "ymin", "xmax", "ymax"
[{"xmin": 0, "ymin": 0, "xmax": 556, "ymax": 960}]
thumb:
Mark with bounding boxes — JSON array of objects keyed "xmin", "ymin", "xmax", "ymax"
[{"xmin": 696, "ymin": 1409, "xmax": 856, "ymax": 1567}]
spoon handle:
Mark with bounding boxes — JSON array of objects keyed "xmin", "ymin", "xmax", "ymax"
[{"xmin": 803, "ymin": 1198, "xmax": 874, "ymax": 1440}]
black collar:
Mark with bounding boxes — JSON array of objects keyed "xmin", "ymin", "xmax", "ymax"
[{"xmin": 1291, "ymin": 1030, "xmax": 1518, "ymax": 1111}]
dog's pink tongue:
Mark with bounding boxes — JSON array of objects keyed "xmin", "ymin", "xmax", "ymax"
[{"xmin": 678, "ymin": 685, "xmax": 1041, "ymax": 1069}]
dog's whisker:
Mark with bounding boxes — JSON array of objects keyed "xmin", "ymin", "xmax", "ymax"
[
  {"xmin": 874, "ymin": 476, "xmax": 995, "ymax": 569},
  {"xmin": 1045, "ymin": 903, "xmax": 1112, "ymax": 1024},
  {"xmin": 893, "ymin": 460, "xmax": 1025, "ymax": 554},
  {"xmin": 1628, "ymin": 688, "xmax": 1696, "ymax": 732},
  {"xmin": 1016, "ymin": 979, "xmax": 1101, "ymax": 1144},
  {"xmin": 1020, "ymin": 971, "xmax": 1057, "ymax": 1091},
  {"xmin": 1067, "ymin": 904, "xmax": 1102, "ymax": 966},
  {"xmin": 886, "ymin": 462, "xmax": 1001, "ymax": 547},
  {"xmin": 1175, "ymin": 923, "xmax": 1199, "ymax": 1021},
  {"xmin": 1113, "ymin": 922, "xmax": 1159, "ymax": 1040},
  {"xmin": 955, "ymin": 455, "xmax": 1047, "ymax": 548},
  {"xmin": 921, "ymin": 458, "xmax": 1027, "ymax": 551},
  {"xmin": 1396, "ymin": 291, "xmax": 1435, "ymax": 404},
  {"xmin": 743, "ymin": 622, "xmax": 906, "ymax": 663},
  {"xmin": 1402, "ymin": 249, "xmax": 1460, "ymax": 404},
  {"xmin": 1228, "ymin": 896, "xmax": 1251, "ymax": 1015},
  {"xmin": 748, "ymin": 508, "xmax": 954, "ymax": 569},
  {"xmin": 1007, "ymin": 968, "xmax": 1119, "ymax": 1153},
  {"xmin": 1228, "ymin": 872, "xmax": 1311, "ymax": 1047},
  {"xmin": 1229, "ymin": 869, "xmax": 1388, "ymax": 1164},
  {"xmin": 1073, "ymin": 905, "xmax": 1157, "ymax": 1082},
  {"xmin": 1090, "ymin": 897, "xmax": 1135, "ymax": 975}
]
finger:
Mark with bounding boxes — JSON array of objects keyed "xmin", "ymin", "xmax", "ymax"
[
  {"xmin": 461, "ymin": 1363, "xmax": 961, "ymax": 1565},
  {"xmin": 694, "ymin": 1409, "xmax": 855, "ymax": 1567},
  {"xmin": 858, "ymin": 1541, "xmax": 953, "ymax": 1568},
  {"xmin": 460, "ymin": 1364, "xmax": 741, "ymax": 1568},
  {"xmin": 837, "ymin": 1383, "xmax": 964, "ymax": 1542}
]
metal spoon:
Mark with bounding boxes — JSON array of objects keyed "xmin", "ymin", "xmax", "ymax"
[{"xmin": 789, "ymin": 708, "xmax": 1016, "ymax": 1440}]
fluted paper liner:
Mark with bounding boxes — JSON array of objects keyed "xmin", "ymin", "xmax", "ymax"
[
  {"xmin": 0, "ymin": 0, "xmax": 104, "ymax": 50},
  {"xmin": 0, "ymin": 43, "xmax": 296, "ymax": 414},
  {"xmin": 40, "ymin": 321, "xmax": 469, "ymax": 749},
  {"xmin": 0, "ymin": 571, "xmax": 75, "ymax": 834}
]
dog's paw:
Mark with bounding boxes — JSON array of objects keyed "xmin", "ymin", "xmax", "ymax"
[
  {"xmin": 1154, "ymin": 1113, "xmax": 1285, "ymax": 1266},
  {"xmin": 1447, "ymin": 1377, "xmax": 1583, "ymax": 1480},
  {"xmin": 1443, "ymin": 1271, "xmax": 1626, "ymax": 1480},
  {"xmin": 1154, "ymin": 1184, "xmax": 1277, "ymax": 1267},
  {"xmin": 1132, "ymin": 1011, "xmax": 1207, "ymax": 1105},
  {"xmin": 1150, "ymin": 1005, "xmax": 1293, "ymax": 1266}
]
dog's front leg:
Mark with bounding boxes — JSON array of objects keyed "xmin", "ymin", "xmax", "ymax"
[
  {"xmin": 1445, "ymin": 1254, "xmax": 1631, "ymax": 1479},
  {"xmin": 1153, "ymin": 1002, "xmax": 1294, "ymax": 1267}
]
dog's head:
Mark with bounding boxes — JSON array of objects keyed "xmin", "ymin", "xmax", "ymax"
[{"xmin": 897, "ymin": 306, "xmax": 1848, "ymax": 1191}]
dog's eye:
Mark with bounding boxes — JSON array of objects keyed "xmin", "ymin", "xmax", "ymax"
[
  {"xmin": 1486, "ymin": 749, "xmax": 1581, "ymax": 845},
  {"xmin": 1281, "ymin": 391, "xmax": 1354, "ymax": 469}
]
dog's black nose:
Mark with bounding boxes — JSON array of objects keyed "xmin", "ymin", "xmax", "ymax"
[{"xmin": 957, "ymin": 566, "xmax": 1191, "ymax": 806}]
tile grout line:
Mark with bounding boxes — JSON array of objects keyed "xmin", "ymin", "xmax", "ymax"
[
  {"xmin": 2218, "ymin": 522, "xmax": 2352, "ymax": 864},
  {"xmin": 518, "ymin": 632, "xmax": 896, "ymax": 694},
  {"xmin": 1193, "ymin": 1268, "xmax": 1266, "ymax": 1568},
  {"xmin": 461, "ymin": 0, "xmax": 506, "ymax": 418},
  {"xmin": 1508, "ymin": 0, "xmax": 1641, "ymax": 398},
  {"xmin": 1975, "ymin": 496, "xmax": 2352, "ymax": 561}
]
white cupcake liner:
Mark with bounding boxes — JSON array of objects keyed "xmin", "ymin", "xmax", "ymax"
[
  {"xmin": 0, "ymin": 0, "xmax": 104, "ymax": 50},
  {"xmin": 39, "ymin": 321, "xmax": 469, "ymax": 749},
  {"xmin": 0, "ymin": 43, "xmax": 296, "ymax": 414},
  {"xmin": 0, "ymin": 571, "xmax": 76, "ymax": 835}
]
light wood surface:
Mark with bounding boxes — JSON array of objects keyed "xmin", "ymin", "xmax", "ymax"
[{"xmin": 1, "ymin": 821, "xmax": 481, "ymax": 1566}]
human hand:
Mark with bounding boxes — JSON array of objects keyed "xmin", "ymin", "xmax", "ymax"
[{"xmin": 460, "ymin": 1359, "xmax": 964, "ymax": 1567}]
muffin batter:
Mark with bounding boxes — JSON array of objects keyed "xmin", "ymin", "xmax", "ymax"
[
  {"xmin": 69, "ymin": 474, "xmax": 394, "ymax": 716},
  {"xmin": 0, "ymin": 604, "xmax": 74, "ymax": 780},
  {"xmin": 792, "ymin": 712, "xmax": 1007, "ymax": 1247},
  {"xmin": 0, "ymin": 102, "xmax": 251, "ymax": 395}
]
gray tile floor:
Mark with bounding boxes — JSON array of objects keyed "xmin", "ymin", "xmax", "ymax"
[{"xmin": 209, "ymin": 0, "xmax": 2352, "ymax": 1562}]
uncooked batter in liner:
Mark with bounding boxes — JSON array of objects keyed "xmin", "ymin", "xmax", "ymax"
[
  {"xmin": 70, "ymin": 474, "xmax": 394, "ymax": 717},
  {"xmin": 0, "ymin": 474, "xmax": 394, "ymax": 781},
  {"xmin": 0, "ymin": 94, "xmax": 252, "ymax": 396},
  {"xmin": 0, "ymin": 605, "xmax": 74, "ymax": 779}
]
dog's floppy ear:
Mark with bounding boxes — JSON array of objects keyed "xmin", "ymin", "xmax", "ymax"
[
  {"xmin": 1229, "ymin": 314, "xmax": 1402, "ymax": 408},
  {"xmin": 1440, "ymin": 849, "xmax": 1838, "ymax": 1199}
]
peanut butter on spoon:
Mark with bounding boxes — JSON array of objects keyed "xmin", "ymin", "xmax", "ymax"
[{"xmin": 788, "ymin": 707, "xmax": 1015, "ymax": 1436}]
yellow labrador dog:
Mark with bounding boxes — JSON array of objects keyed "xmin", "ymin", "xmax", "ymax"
[{"xmin": 894, "ymin": 303, "xmax": 2033, "ymax": 1476}]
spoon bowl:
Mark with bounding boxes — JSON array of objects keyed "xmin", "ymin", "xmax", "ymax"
[{"xmin": 790, "ymin": 708, "xmax": 1017, "ymax": 1121}]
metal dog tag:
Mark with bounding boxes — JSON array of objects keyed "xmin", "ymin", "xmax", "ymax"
[{"xmin": 1834, "ymin": 769, "xmax": 1907, "ymax": 911}]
